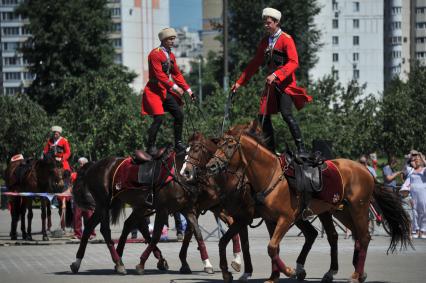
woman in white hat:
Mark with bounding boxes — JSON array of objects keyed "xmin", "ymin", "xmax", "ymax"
[{"xmin": 141, "ymin": 27, "xmax": 195, "ymax": 155}]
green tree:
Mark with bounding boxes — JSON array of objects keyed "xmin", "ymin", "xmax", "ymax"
[
  {"xmin": 17, "ymin": 0, "xmax": 114, "ymax": 114},
  {"xmin": 0, "ymin": 94, "xmax": 49, "ymax": 161}
]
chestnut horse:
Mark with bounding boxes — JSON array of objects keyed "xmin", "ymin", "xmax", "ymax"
[
  {"xmin": 70, "ymin": 149, "xmax": 215, "ymax": 275},
  {"xmin": 5, "ymin": 154, "xmax": 64, "ymax": 241},
  {"xmin": 182, "ymin": 130, "xmax": 343, "ymax": 283},
  {"xmin": 206, "ymin": 131, "xmax": 412, "ymax": 283}
]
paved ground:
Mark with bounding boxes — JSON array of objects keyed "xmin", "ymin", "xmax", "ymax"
[{"xmin": 0, "ymin": 207, "xmax": 425, "ymax": 283}]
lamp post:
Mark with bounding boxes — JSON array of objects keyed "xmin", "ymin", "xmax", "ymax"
[
  {"xmin": 223, "ymin": 0, "xmax": 228, "ymax": 91},
  {"xmin": 198, "ymin": 55, "xmax": 203, "ymax": 107}
]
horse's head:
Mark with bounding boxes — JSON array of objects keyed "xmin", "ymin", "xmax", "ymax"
[
  {"xmin": 180, "ymin": 132, "xmax": 218, "ymax": 183},
  {"xmin": 206, "ymin": 120, "xmax": 263, "ymax": 176},
  {"xmin": 40, "ymin": 153, "xmax": 65, "ymax": 193}
]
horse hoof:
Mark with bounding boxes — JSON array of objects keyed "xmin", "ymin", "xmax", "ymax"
[
  {"xmin": 42, "ymin": 235, "xmax": 49, "ymax": 241},
  {"xmin": 115, "ymin": 264, "xmax": 127, "ymax": 275},
  {"xmin": 223, "ymin": 271, "xmax": 233, "ymax": 283},
  {"xmin": 360, "ymin": 272, "xmax": 367, "ymax": 283},
  {"xmin": 231, "ymin": 260, "xmax": 241, "ymax": 272},
  {"xmin": 204, "ymin": 266, "xmax": 214, "ymax": 274},
  {"xmin": 26, "ymin": 234, "xmax": 33, "ymax": 241},
  {"xmin": 238, "ymin": 273, "xmax": 252, "ymax": 282},
  {"xmin": 297, "ymin": 269, "xmax": 307, "ymax": 281},
  {"xmin": 157, "ymin": 258, "xmax": 169, "ymax": 271},
  {"xmin": 135, "ymin": 264, "xmax": 145, "ymax": 275},
  {"xmin": 179, "ymin": 264, "xmax": 192, "ymax": 274},
  {"xmin": 70, "ymin": 262, "xmax": 80, "ymax": 274},
  {"xmin": 285, "ymin": 266, "xmax": 296, "ymax": 278}
]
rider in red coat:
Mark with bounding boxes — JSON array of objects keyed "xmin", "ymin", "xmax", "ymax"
[
  {"xmin": 141, "ymin": 27, "xmax": 194, "ymax": 155},
  {"xmin": 231, "ymin": 7, "xmax": 312, "ymax": 154},
  {"xmin": 43, "ymin": 126, "xmax": 71, "ymax": 184}
]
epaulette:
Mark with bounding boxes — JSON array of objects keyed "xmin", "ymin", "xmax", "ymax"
[{"xmin": 282, "ymin": 32, "xmax": 291, "ymax": 38}]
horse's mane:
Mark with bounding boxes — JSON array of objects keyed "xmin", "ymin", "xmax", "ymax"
[{"xmin": 242, "ymin": 128, "xmax": 267, "ymax": 147}]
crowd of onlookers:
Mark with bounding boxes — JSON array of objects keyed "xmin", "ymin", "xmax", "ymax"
[{"xmin": 358, "ymin": 150, "xmax": 426, "ymax": 239}]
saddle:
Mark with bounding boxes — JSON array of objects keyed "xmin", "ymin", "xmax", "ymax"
[
  {"xmin": 132, "ymin": 149, "xmax": 168, "ymax": 185},
  {"xmin": 280, "ymin": 151, "xmax": 326, "ymax": 194}
]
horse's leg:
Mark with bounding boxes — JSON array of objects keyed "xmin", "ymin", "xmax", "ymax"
[
  {"xmin": 178, "ymin": 219, "xmax": 194, "ymax": 274},
  {"xmin": 137, "ymin": 217, "xmax": 168, "ymax": 271},
  {"xmin": 40, "ymin": 199, "xmax": 49, "ymax": 241},
  {"xmin": 136, "ymin": 210, "xmax": 167, "ymax": 275},
  {"xmin": 116, "ymin": 211, "xmax": 138, "ymax": 257},
  {"xmin": 348, "ymin": 208, "xmax": 370, "ymax": 283},
  {"xmin": 218, "ymin": 221, "xmax": 243, "ymax": 282},
  {"xmin": 26, "ymin": 199, "xmax": 33, "ymax": 241},
  {"xmin": 185, "ymin": 212, "xmax": 214, "ymax": 274},
  {"xmin": 20, "ymin": 198, "xmax": 27, "ymax": 240},
  {"xmin": 318, "ymin": 212, "xmax": 339, "ymax": 283},
  {"xmin": 293, "ymin": 218, "xmax": 319, "ymax": 281},
  {"xmin": 216, "ymin": 208, "xmax": 242, "ymax": 272},
  {"xmin": 47, "ymin": 200, "xmax": 52, "ymax": 232},
  {"xmin": 238, "ymin": 223, "xmax": 254, "ymax": 282},
  {"xmin": 70, "ymin": 209, "xmax": 102, "ymax": 274},
  {"xmin": 265, "ymin": 220, "xmax": 280, "ymax": 283},
  {"xmin": 10, "ymin": 197, "xmax": 20, "ymax": 240},
  {"xmin": 99, "ymin": 210, "xmax": 126, "ymax": 275},
  {"xmin": 267, "ymin": 216, "xmax": 295, "ymax": 282}
]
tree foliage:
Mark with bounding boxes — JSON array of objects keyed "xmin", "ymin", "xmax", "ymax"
[
  {"xmin": 17, "ymin": 0, "xmax": 114, "ymax": 114},
  {"xmin": 0, "ymin": 94, "xmax": 49, "ymax": 161}
]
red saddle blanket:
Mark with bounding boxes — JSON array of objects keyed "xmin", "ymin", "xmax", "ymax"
[
  {"xmin": 279, "ymin": 156, "xmax": 344, "ymax": 205},
  {"xmin": 112, "ymin": 153, "xmax": 175, "ymax": 198}
]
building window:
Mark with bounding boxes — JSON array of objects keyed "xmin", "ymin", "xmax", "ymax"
[
  {"xmin": 390, "ymin": 21, "xmax": 401, "ymax": 30},
  {"xmin": 416, "ymin": 7, "xmax": 425, "ymax": 14},
  {"xmin": 332, "ymin": 53, "xmax": 339, "ymax": 62},
  {"xmin": 2, "ymin": 42, "xmax": 20, "ymax": 52},
  {"xmin": 332, "ymin": 19, "xmax": 338, "ymax": 29},
  {"xmin": 353, "ymin": 19, "xmax": 359, "ymax": 28},
  {"xmin": 4, "ymin": 72, "xmax": 21, "ymax": 81},
  {"xmin": 114, "ymin": 53, "xmax": 122, "ymax": 64},
  {"xmin": 23, "ymin": 72, "xmax": 34, "ymax": 80},
  {"xmin": 393, "ymin": 7, "xmax": 402, "ymax": 14},
  {"xmin": 110, "ymin": 8, "xmax": 121, "ymax": 17},
  {"xmin": 111, "ymin": 38, "xmax": 122, "ymax": 48},
  {"xmin": 353, "ymin": 2, "xmax": 360, "ymax": 12},
  {"xmin": 3, "ymin": 57, "xmax": 19, "ymax": 66},
  {"xmin": 332, "ymin": 36, "xmax": 339, "ymax": 45},
  {"xmin": 1, "ymin": 11, "xmax": 19, "ymax": 21},
  {"xmin": 390, "ymin": 36, "xmax": 402, "ymax": 45},
  {"xmin": 353, "ymin": 52, "xmax": 359, "ymax": 61},
  {"xmin": 111, "ymin": 23, "xmax": 121, "ymax": 32},
  {"xmin": 21, "ymin": 26, "xmax": 31, "ymax": 35},
  {"xmin": 332, "ymin": 69, "xmax": 339, "ymax": 80},
  {"xmin": 1, "ymin": 0, "xmax": 19, "ymax": 5},
  {"xmin": 2, "ymin": 27, "xmax": 20, "ymax": 36},
  {"xmin": 5, "ymin": 87, "xmax": 21, "ymax": 95},
  {"xmin": 332, "ymin": 0, "xmax": 338, "ymax": 10},
  {"xmin": 353, "ymin": 36, "xmax": 359, "ymax": 46},
  {"xmin": 416, "ymin": 52, "xmax": 426, "ymax": 59},
  {"xmin": 353, "ymin": 69, "xmax": 359, "ymax": 80},
  {"xmin": 416, "ymin": 22, "xmax": 426, "ymax": 29}
]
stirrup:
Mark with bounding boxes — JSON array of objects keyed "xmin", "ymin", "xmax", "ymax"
[{"xmin": 301, "ymin": 208, "xmax": 314, "ymax": 221}]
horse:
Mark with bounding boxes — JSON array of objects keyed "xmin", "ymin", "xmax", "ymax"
[
  {"xmin": 5, "ymin": 153, "xmax": 65, "ymax": 241},
  {"xmin": 69, "ymin": 148, "xmax": 215, "ymax": 275},
  {"xmin": 206, "ymin": 131, "xmax": 412, "ymax": 283},
  {"xmin": 183, "ymin": 128, "xmax": 351, "ymax": 282}
]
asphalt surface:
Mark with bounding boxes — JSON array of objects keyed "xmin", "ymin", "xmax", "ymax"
[{"xmin": 0, "ymin": 207, "xmax": 425, "ymax": 283}]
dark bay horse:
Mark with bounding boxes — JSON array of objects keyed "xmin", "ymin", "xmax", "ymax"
[
  {"xmin": 5, "ymin": 154, "xmax": 65, "ymax": 241},
  {"xmin": 182, "ymin": 130, "xmax": 342, "ymax": 283},
  {"xmin": 206, "ymin": 132, "xmax": 412, "ymax": 283},
  {"xmin": 70, "ymin": 149, "xmax": 214, "ymax": 275}
]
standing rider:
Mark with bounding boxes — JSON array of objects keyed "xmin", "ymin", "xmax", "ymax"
[
  {"xmin": 142, "ymin": 27, "xmax": 194, "ymax": 156},
  {"xmin": 43, "ymin": 125, "xmax": 71, "ymax": 187},
  {"xmin": 231, "ymin": 7, "xmax": 311, "ymax": 154}
]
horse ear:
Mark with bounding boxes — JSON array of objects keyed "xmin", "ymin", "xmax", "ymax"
[{"xmin": 248, "ymin": 119, "xmax": 258, "ymax": 133}]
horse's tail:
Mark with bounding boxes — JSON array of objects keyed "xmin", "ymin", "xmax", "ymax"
[
  {"xmin": 110, "ymin": 197, "xmax": 125, "ymax": 225},
  {"xmin": 373, "ymin": 182, "xmax": 413, "ymax": 254}
]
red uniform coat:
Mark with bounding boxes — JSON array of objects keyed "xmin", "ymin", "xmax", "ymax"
[
  {"xmin": 236, "ymin": 32, "xmax": 312, "ymax": 114},
  {"xmin": 43, "ymin": 137, "xmax": 71, "ymax": 171},
  {"xmin": 141, "ymin": 47, "xmax": 190, "ymax": 115}
]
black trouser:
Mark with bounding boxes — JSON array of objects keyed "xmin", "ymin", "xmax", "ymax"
[
  {"xmin": 146, "ymin": 92, "xmax": 184, "ymax": 148},
  {"xmin": 259, "ymin": 91, "xmax": 304, "ymax": 152}
]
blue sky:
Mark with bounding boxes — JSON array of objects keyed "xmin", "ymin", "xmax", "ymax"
[{"xmin": 170, "ymin": 0, "xmax": 202, "ymax": 31}]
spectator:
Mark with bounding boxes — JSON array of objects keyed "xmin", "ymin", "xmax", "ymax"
[
  {"xmin": 71, "ymin": 157, "xmax": 96, "ymax": 240},
  {"xmin": 382, "ymin": 155, "xmax": 402, "ymax": 192},
  {"xmin": 359, "ymin": 155, "xmax": 377, "ymax": 179},
  {"xmin": 369, "ymin": 152, "xmax": 378, "ymax": 171},
  {"xmin": 401, "ymin": 151, "xmax": 426, "ymax": 238}
]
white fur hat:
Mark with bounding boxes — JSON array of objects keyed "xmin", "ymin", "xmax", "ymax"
[
  {"xmin": 11, "ymin": 154, "xmax": 24, "ymax": 162},
  {"xmin": 158, "ymin": 28, "xmax": 177, "ymax": 41},
  {"xmin": 262, "ymin": 7, "xmax": 281, "ymax": 21},
  {"xmin": 51, "ymin": 125, "xmax": 62, "ymax": 133},
  {"xmin": 78, "ymin": 157, "xmax": 89, "ymax": 165}
]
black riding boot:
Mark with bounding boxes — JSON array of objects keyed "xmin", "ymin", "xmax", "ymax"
[
  {"xmin": 174, "ymin": 116, "xmax": 186, "ymax": 154},
  {"xmin": 146, "ymin": 115, "xmax": 163, "ymax": 155},
  {"xmin": 285, "ymin": 115, "xmax": 306, "ymax": 154},
  {"xmin": 258, "ymin": 115, "xmax": 276, "ymax": 152}
]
